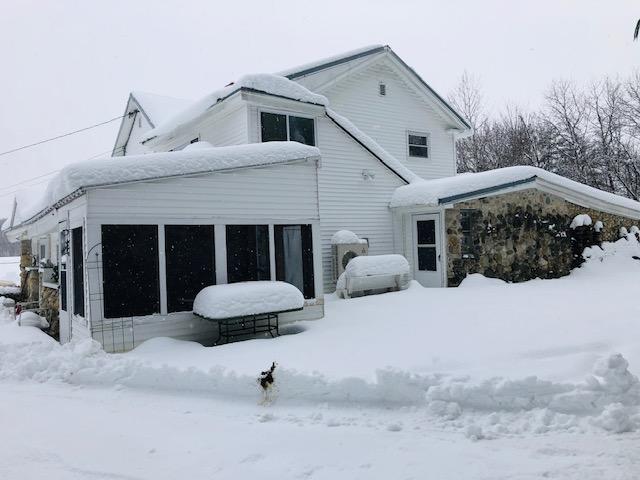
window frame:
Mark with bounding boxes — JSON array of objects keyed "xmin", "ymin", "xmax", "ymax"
[
  {"xmin": 407, "ymin": 131, "xmax": 430, "ymax": 159},
  {"xmin": 259, "ymin": 108, "xmax": 317, "ymax": 146},
  {"xmin": 460, "ymin": 209, "xmax": 477, "ymax": 259}
]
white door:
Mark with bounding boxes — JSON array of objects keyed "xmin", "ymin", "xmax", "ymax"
[{"xmin": 412, "ymin": 214, "xmax": 443, "ymax": 287}]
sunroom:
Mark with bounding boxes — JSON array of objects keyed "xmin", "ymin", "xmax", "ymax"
[{"xmin": 6, "ymin": 142, "xmax": 323, "ymax": 352}]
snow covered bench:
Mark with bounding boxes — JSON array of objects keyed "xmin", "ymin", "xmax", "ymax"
[
  {"xmin": 193, "ymin": 281, "xmax": 304, "ymax": 344},
  {"xmin": 336, "ymin": 254, "xmax": 411, "ymax": 299}
]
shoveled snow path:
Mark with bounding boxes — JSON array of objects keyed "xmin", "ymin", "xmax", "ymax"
[{"xmin": 1, "ymin": 381, "xmax": 639, "ymax": 480}]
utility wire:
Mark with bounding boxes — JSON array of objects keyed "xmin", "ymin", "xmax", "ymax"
[
  {"xmin": 0, "ymin": 114, "xmax": 126, "ymax": 159},
  {"xmin": 0, "ymin": 147, "xmax": 123, "ymax": 199}
]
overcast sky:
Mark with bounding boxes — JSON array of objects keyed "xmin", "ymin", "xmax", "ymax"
[{"xmin": 1, "ymin": 0, "xmax": 639, "ymax": 218}]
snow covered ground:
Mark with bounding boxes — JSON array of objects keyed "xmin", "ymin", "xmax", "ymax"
[
  {"xmin": 1, "ymin": 237, "xmax": 639, "ymax": 478},
  {"xmin": 0, "ymin": 256, "xmax": 19, "ymax": 286}
]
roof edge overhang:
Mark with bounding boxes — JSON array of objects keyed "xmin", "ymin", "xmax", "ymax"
[
  {"xmin": 284, "ymin": 45, "xmax": 387, "ymax": 80},
  {"xmin": 392, "ymin": 175, "xmax": 640, "ymax": 221},
  {"xmin": 6, "ymin": 154, "xmax": 321, "ymax": 236}
]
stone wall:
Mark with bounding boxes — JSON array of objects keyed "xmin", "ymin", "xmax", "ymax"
[{"xmin": 446, "ymin": 188, "xmax": 639, "ymax": 286}]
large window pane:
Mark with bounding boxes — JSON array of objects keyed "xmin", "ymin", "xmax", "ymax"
[
  {"xmin": 226, "ymin": 225, "xmax": 270, "ymax": 283},
  {"xmin": 165, "ymin": 225, "xmax": 215, "ymax": 313},
  {"xmin": 418, "ymin": 246, "xmax": 437, "ymax": 271},
  {"xmin": 72, "ymin": 227, "xmax": 84, "ymax": 317},
  {"xmin": 102, "ymin": 225, "xmax": 160, "ymax": 318},
  {"xmin": 275, "ymin": 224, "xmax": 315, "ymax": 299},
  {"xmin": 289, "ymin": 116, "xmax": 315, "ymax": 146},
  {"xmin": 417, "ymin": 220, "xmax": 436, "ymax": 245},
  {"xmin": 261, "ymin": 112, "xmax": 287, "ymax": 142}
]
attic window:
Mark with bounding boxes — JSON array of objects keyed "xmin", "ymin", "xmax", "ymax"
[
  {"xmin": 379, "ymin": 83, "xmax": 386, "ymax": 96},
  {"xmin": 408, "ymin": 132, "xmax": 429, "ymax": 158}
]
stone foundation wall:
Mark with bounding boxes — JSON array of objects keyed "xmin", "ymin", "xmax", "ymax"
[{"xmin": 446, "ymin": 189, "xmax": 639, "ymax": 286}]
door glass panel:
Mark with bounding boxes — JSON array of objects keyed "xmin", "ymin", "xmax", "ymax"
[
  {"xmin": 417, "ymin": 220, "xmax": 435, "ymax": 245},
  {"xmin": 226, "ymin": 225, "xmax": 270, "ymax": 283},
  {"xmin": 417, "ymin": 246, "xmax": 437, "ymax": 271}
]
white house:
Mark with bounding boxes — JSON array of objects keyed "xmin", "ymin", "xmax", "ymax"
[{"xmin": 7, "ymin": 45, "xmax": 640, "ymax": 352}]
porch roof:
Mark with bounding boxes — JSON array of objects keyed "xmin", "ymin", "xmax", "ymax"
[
  {"xmin": 390, "ymin": 166, "xmax": 640, "ymax": 219},
  {"xmin": 5, "ymin": 142, "xmax": 320, "ymax": 231}
]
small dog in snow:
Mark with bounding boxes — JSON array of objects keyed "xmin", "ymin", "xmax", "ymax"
[{"xmin": 258, "ymin": 362, "xmax": 277, "ymax": 404}]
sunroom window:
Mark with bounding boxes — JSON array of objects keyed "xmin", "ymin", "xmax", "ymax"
[
  {"xmin": 408, "ymin": 132, "xmax": 429, "ymax": 158},
  {"xmin": 226, "ymin": 225, "xmax": 271, "ymax": 283},
  {"xmin": 102, "ymin": 225, "xmax": 160, "ymax": 318},
  {"xmin": 274, "ymin": 224, "xmax": 315, "ymax": 299},
  {"xmin": 261, "ymin": 112, "xmax": 315, "ymax": 146}
]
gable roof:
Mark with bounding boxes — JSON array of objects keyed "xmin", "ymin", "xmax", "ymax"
[
  {"xmin": 390, "ymin": 166, "xmax": 640, "ymax": 219},
  {"xmin": 282, "ymin": 45, "xmax": 471, "ymax": 131},
  {"xmin": 112, "ymin": 91, "xmax": 191, "ymax": 156}
]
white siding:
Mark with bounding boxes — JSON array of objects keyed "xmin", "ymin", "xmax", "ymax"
[
  {"xmin": 86, "ymin": 162, "xmax": 318, "ymax": 221},
  {"xmin": 322, "ymin": 59, "xmax": 457, "ymax": 180},
  {"xmin": 315, "ymin": 116, "xmax": 406, "ymax": 292},
  {"xmin": 82, "ymin": 161, "xmax": 323, "ymax": 352},
  {"xmin": 124, "ymin": 113, "xmax": 154, "ymax": 156}
]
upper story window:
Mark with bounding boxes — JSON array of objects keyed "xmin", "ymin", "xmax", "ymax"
[
  {"xmin": 260, "ymin": 112, "xmax": 315, "ymax": 146},
  {"xmin": 407, "ymin": 132, "xmax": 429, "ymax": 158}
]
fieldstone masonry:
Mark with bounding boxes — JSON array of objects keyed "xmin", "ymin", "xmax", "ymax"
[{"xmin": 446, "ymin": 189, "xmax": 638, "ymax": 286}]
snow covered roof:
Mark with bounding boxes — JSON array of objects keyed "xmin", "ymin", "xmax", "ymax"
[
  {"xmin": 143, "ymin": 74, "xmax": 328, "ymax": 143},
  {"xmin": 390, "ymin": 166, "xmax": 640, "ymax": 218},
  {"xmin": 7, "ymin": 142, "xmax": 320, "ymax": 230},
  {"xmin": 279, "ymin": 45, "xmax": 386, "ymax": 79},
  {"xmin": 282, "ymin": 45, "xmax": 470, "ymax": 131},
  {"xmin": 130, "ymin": 91, "xmax": 192, "ymax": 127}
]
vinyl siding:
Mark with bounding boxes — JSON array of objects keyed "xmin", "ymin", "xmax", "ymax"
[
  {"xmin": 322, "ymin": 59, "xmax": 457, "ymax": 180},
  {"xmin": 82, "ymin": 161, "xmax": 322, "ymax": 351},
  {"xmin": 315, "ymin": 115, "xmax": 406, "ymax": 292}
]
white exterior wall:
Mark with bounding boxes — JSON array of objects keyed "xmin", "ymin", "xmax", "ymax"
[
  {"xmin": 147, "ymin": 98, "xmax": 248, "ymax": 153},
  {"xmin": 314, "ymin": 116, "xmax": 406, "ymax": 292},
  {"xmin": 321, "ymin": 59, "xmax": 457, "ymax": 180},
  {"xmin": 124, "ymin": 113, "xmax": 154, "ymax": 156},
  {"xmin": 83, "ymin": 160, "xmax": 323, "ymax": 352}
]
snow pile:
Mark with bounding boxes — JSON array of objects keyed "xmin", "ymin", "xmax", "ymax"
[
  {"xmin": 0, "ymin": 286, "xmax": 20, "ymax": 296},
  {"xmin": 570, "ymin": 214, "xmax": 592, "ymax": 229},
  {"xmin": 343, "ymin": 254, "xmax": 410, "ymax": 277},
  {"xmin": 193, "ymin": 281, "xmax": 304, "ymax": 319},
  {"xmin": 9, "ymin": 142, "xmax": 320, "ymax": 226},
  {"xmin": 144, "ymin": 74, "xmax": 328, "ymax": 141},
  {"xmin": 0, "ymin": 257, "xmax": 20, "ymax": 286},
  {"xmin": 330, "ymin": 230, "xmax": 367, "ymax": 245},
  {"xmin": 182, "ymin": 140, "xmax": 214, "ymax": 151},
  {"xmin": 326, "ymin": 109, "xmax": 419, "ymax": 184},
  {"xmin": 458, "ymin": 273, "xmax": 507, "ymax": 288},
  {"xmin": 18, "ymin": 311, "xmax": 49, "ymax": 329},
  {"xmin": 390, "ymin": 166, "xmax": 640, "ymax": 213}
]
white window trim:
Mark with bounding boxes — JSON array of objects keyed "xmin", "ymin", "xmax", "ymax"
[
  {"xmin": 407, "ymin": 131, "xmax": 430, "ymax": 159},
  {"xmin": 258, "ymin": 108, "xmax": 317, "ymax": 146}
]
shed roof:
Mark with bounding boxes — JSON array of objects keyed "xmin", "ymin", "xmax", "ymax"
[
  {"xmin": 7, "ymin": 142, "xmax": 320, "ymax": 230},
  {"xmin": 390, "ymin": 166, "xmax": 640, "ymax": 219}
]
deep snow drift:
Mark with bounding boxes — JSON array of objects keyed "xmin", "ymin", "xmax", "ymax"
[{"xmin": 1, "ymin": 236, "xmax": 640, "ymax": 438}]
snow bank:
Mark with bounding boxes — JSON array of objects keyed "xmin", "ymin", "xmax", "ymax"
[
  {"xmin": 193, "ymin": 281, "xmax": 304, "ymax": 319},
  {"xmin": 0, "ymin": 286, "xmax": 20, "ymax": 296},
  {"xmin": 458, "ymin": 273, "xmax": 507, "ymax": 288},
  {"xmin": 18, "ymin": 311, "xmax": 49, "ymax": 329},
  {"xmin": 343, "ymin": 254, "xmax": 410, "ymax": 277},
  {"xmin": 11, "ymin": 142, "xmax": 320, "ymax": 226},
  {"xmin": 390, "ymin": 166, "xmax": 640, "ymax": 214},
  {"xmin": 330, "ymin": 230, "xmax": 367, "ymax": 245},
  {"xmin": 144, "ymin": 74, "xmax": 328, "ymax": 141}
]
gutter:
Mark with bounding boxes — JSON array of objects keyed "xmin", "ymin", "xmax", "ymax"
[{"xmin": 6, "ymin": 155, "xmax": 322, "ymax": 232}]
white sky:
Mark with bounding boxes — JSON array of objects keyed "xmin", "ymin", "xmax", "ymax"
[{"xmin": 1, "ymin": 0, "xmax": 639, "ymax": 218}]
